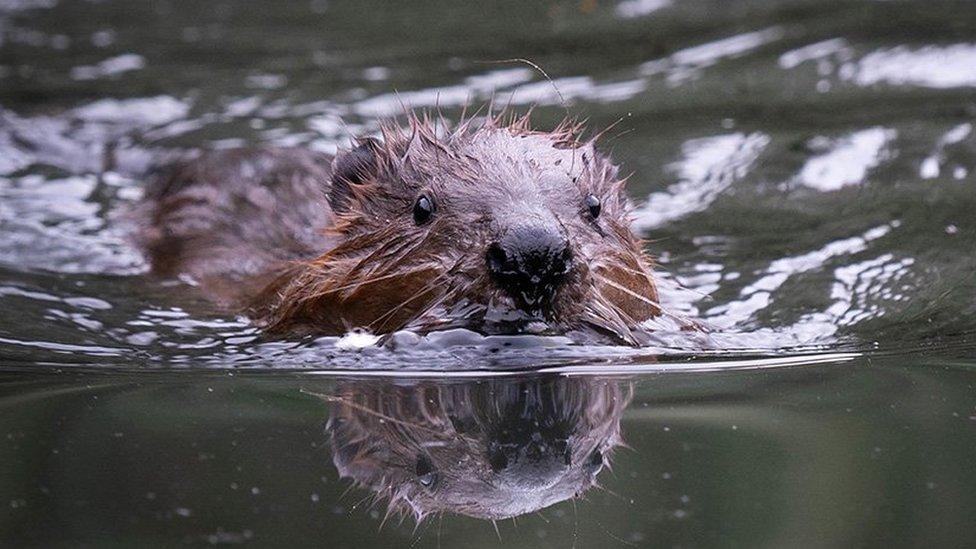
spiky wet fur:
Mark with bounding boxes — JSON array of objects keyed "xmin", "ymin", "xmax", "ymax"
[{"xmin": 138, "ymin": 110, "xmax": 661, "ymax": 345}]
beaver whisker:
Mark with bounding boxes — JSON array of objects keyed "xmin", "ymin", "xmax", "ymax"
[
  {"xmin": 306, "ymin": 269, "xmax": 423, "ymax": 297},
  {"xmin": 400, "ymin": 259, "xmax": 487, "ymax": 328},
  {"xmin": 581, "ymin": 289, "xmax": 642, "ymax": 344},
  {"xmin": 367, "ymin": 272, "xmax": 453, "ymax": 331},
  {"xmin": 348, "ymin": 235, "xmax": 425, "ymax": 274},
  {"xmin": 590, "ymin": 272, "xmax": 688, "ymax": 323},
  {"xmin": 651, "ymin": 268, "xmax": 715, "ymax": 302},
  {"xmin": 411, "ymin": 298, "xmax": 487, "ymax": 333},
  {"xmin": 311, "ymin": 394, "xmax": 444, "ymax": 436},
  {"xmin": 409, "ymin": 288, "xmax": 466, "ymax": 328},
  {"xmin": 582, "ymin": 310, "xmax": 636, "ymax": 346},
  {"xmin": 590, "ymin": 273, "xmax": 659, "ymax": 309},
  {"xmin": 597, "ymin": 262, "xmax": 658, "ymax": 283}
]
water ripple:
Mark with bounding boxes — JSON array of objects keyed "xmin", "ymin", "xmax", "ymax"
[
  {"xmin": 633, "ymin": 132, "xmax": 769, "ymax": 230},
  {"xmin": 849, "ymin": 44, "xmax": 976, "ymax": 89}
]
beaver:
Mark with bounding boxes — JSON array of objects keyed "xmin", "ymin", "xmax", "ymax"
[
  {"xmin": 318, "ymin": 375, "xmax": 631, "ymax": 521},
  {"xmin": 136, "ymin": 111, "xmax": 660, "ymax": 344}
]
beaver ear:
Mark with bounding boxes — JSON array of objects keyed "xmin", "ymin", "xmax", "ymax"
[{"xmin": 330, "ymin": 138, "xmax": 380, "ymax": 213}]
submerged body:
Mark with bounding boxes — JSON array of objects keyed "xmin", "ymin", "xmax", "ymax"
[{"xmin": 136, "ymin": 113, "xmax": 661, "ymax": 344}]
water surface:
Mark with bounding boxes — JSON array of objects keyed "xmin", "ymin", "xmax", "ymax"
[{"xmin": 1, "ymin": 0, "xmax": 975, "ymax": 546}]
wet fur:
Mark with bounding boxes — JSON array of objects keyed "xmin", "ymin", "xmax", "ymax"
[{"xmin": 136, "ymin": 111, "xmax": 660, "ymax": 344}]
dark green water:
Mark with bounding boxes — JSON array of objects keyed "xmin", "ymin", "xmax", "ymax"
[{"xmin": 1, "ymin": 0, "xmax": 975, "ymax": 546}]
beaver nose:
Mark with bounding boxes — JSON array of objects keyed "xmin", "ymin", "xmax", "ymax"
[
  {"xmin": 488, "ymin": 436, "xmax": 570, "ymax": 491},
  {"xmin": 486, "ymin": 225, "xmax": 573, "ymax": 311}
]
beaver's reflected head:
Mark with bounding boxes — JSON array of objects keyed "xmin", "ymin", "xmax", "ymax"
[{"xmin": 324, "ymin": 376, "xmax": 630, "ymax": 520}]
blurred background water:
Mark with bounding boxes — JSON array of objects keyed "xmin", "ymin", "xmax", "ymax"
[{"xmin": 0, "ymin": 0, "xmax": 975, "ymax": 546}]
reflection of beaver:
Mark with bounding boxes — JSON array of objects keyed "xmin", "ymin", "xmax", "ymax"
[
  {"xmin": 318, "ymin": 376, "xmax": 631, "ymax": 520},
  {"xmin": 137, "ymin": 111, "xmax": 660, "ymax": 344}
]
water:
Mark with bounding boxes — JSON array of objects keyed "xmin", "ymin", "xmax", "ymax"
[{"xmin": 1, "ymin": 0, "xmax": 975, "ymax": 546}]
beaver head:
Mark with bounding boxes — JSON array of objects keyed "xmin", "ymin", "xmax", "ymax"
[
  {"xmin": 323, "ymin": 376, "xmax": 631, "ymax": 521},
  {"xmin": 260, "ymin": 112, "xmax": 659, "ymax": 344}
]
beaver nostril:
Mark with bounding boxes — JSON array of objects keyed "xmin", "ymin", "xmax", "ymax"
[
  {"xmin": 489, "ymin": 446, "xmax": 509, "ymax": 472},
  {"xmin": 486, "ymin": 242, "xmax": 514, "ymax": 275}
]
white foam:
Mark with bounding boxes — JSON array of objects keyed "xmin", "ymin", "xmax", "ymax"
[{"xmin": 335, "ymin": 331, "xmax": 381, "ymax": 350}]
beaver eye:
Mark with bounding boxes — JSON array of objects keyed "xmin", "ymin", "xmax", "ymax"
[
  {"xmin": 415, "ymin": 455, "xmax": 438, "ymax": 488},
  {"xmin": 584, "ymin": 194, "xmax": 601, "ymax": 219},
  {"xmin": 587, "ymin": 449, "xmax": 604, "ymax": 468},
  {"xmin": 413, "ymin": 194, "xmax": 435, "ymax": 225}
]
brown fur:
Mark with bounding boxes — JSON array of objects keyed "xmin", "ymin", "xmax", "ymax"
[
  {"xmin": 319, "ymin": 376, "xmax": 632, "ymax": 521},
  {"xmin": 136, "ymin": 110, "xmax": 660, "ymax": 344}
]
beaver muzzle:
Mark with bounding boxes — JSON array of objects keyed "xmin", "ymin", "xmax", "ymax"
[{"xmin": 486, "ymin": 224, "xmax": 573, "ymax": 315}]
